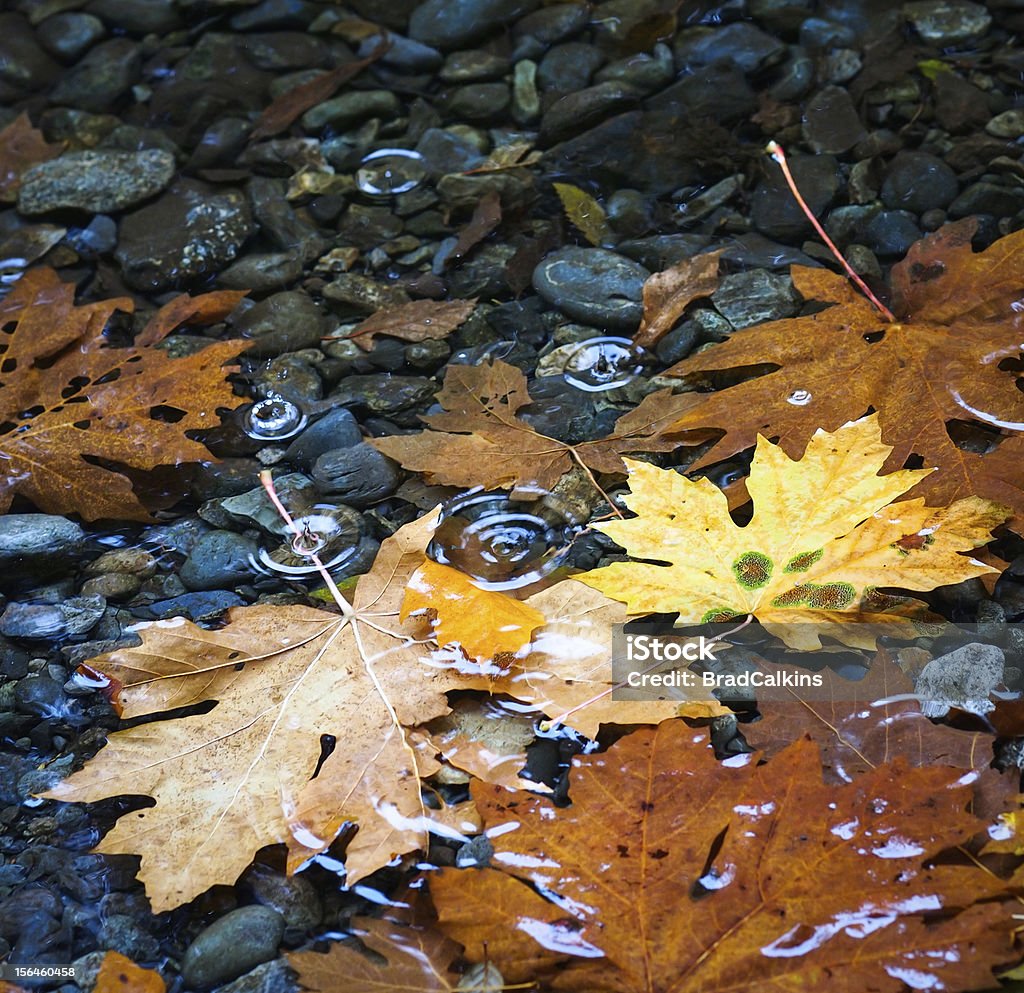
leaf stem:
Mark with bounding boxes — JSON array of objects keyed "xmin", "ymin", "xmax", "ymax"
[
  {"xmin": 260, "ymin": 470, "xmax": 354, "ymax": 618},
  {"xmin": 765, "ymin": 141, "xmax": 896, "ymax": 323}
]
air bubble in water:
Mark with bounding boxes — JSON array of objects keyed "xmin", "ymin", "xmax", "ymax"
[
  {"xmin": 252, "ymin": 505, "xmax": 364, "ymax": 578},
  {"xmin": 786, "ymin": 389, "xmax": 812, "ymax": 406},
  {"xmin": 427, "ymin": 488, "xmax": 582, "ymax": 591},
  {"xmin": 242, "ymin": 395, "xmax": 307, "ymax": 441},
  {"xmin": 563, "ymin": 337, "xmax": 646, "ymax": 392},
  {"xmin": 356, "ymin": 148, "xmax": 427, "ymax": 198}
]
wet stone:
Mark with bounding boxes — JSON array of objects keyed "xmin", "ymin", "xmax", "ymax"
[
  {"xmin": 802, "ymin": 85, "xmax": 866, "ymax": 154},
  {"xmin": 14, "ymin": 677, "xmax": 71, "ymax": 717},
  {"xmin": 331, "ymin": 374, "xmax": 437, "ymax": 422},
  {"xmin": 416, "ymin": 128, "xmax": 485, "ymax": 174},
  {"xmin": 214, "ymin": 474, "xmax": 316, "ymax": 533},
  {"xmin": 986, "ymin": 109, "xmax": 1024, "ymax": 139},
  {"xmin": 0, "ymin": 597, "xmax": 105, "ymax": 641},
  {"xmin": 219, "ymin": 254, "xmax": 304, "ymax": 294},
  {"xmin": 537, "ymin": 41, "xmax": 605, "ymax": 94},
  {"xmin": 595, "ymin": 44, "xmax": 674, "ymax": 92},
  {"xmin": 229, "ymin": 291, "xmax": 325, "ymax": 356},
  {"xmin": 98, "ymin": 913, "xmax": 159, "ymax": 960},
  {"xmin": 712, "ymin": 270, "xmax": 801, "ymax": 330},
  {"xmin": 903, "ymin": 0, "xmax": 991, "ymax": 46},
  {"xmin": 181, "ymin": 906, "xmax": 285, "ymax": 990},
  {"xmin": 37, "ymin": 13, "xmax": 106, "ymax": 63},
  {"xmin": 0, "ymin": 14, "xmax": 61, "ymax": 93},
  {"xmin": 863, "ymin": 210, "xmax": 923, "ymax": 257},
  {"xmin": 301, "ymin": 90, "xmax": 401, "ymax": 131},
  {"xmin": 751, "ymin": 154, "xmax": 840, "ymax": 240},
  {"xmin": 533, "ymin": 246, "xmax": 649, "ymax": 331},
  {"xmin": 515, "ymin": 3, "xmax": 589, "ymax": 45},
  {"xmin": 409, "ymin": 0, "xmax": 541, "ymax": 49},
  {"xmin": 446, "ymin": 82, "xmax": 510, "ymax": 120},
  {"xmin": 676, "ymin": 22, "xmax": 787, "ymax": 74},
  {"xmin": 116, "ymin": 180, "xmax": 253, "ymax": 292},
  {"xmin": 917, "ymin": 642, "xmax": 1004, "ymax": 718},
  {"xmin": 948, "ymin": 181, "xmax": 1024, "ymax": 219},
  {"xmin": 0, "ymin": 516, "xmax": 85, "ymax": 572},
  {"xmin": 134, "ymin": 591, "xmax": 246, "ymax": 622},
  {"xmin": 80, "ymin": 574, "xmax": 141, "ymax": 602},
  {"xmin": 213, "ymin": 959, "xmax": 294, "ymax": 993},
  {"xmin": 85, "ymin": 0, "xmax": 181, "ymax": 34},
  {"xmin": 244, "ymin": 865, "xmax": 322, "ymax": 934},
  {"xmin": 18, "ymin": 150, "xmax": 175, "ymax": 216},
  {"xmin": 312, "ymin": 443, "xmax": 402, "ymax": 506},
  {"xmin": 48, "ymin": 38, "xmax": 141, "ymax": 112},
  {"xmin": 179, "ymin": 532, "xmax": 261, "ymax": 592},
  {"xmin": 284, "ymin": 408, "xmax": 363, "ymax": 470},
  {"xmin": 540, "ymin": 82, "xmax": 643, "ymax": 144},
  {"xmin": 881, "ymin": 152, "xmax": 959, "ymax": 214},
  {"xmin": 253, "ymin": 354, "xmax": 323, "ymax": 405},
  {"xmin": 440, "ymin": 51, "xmax": 511, "ymax": 83}
]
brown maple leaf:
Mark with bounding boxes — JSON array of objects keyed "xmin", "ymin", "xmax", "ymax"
[
  {"xmin": 0, "ymin": 269, "xmax": 244, "ymax": 521},
  {"xmin": 633, "ymin": 250, "xmax": 721, "ymax": 349},
  {"xmin": 0, "ymin": 113, "xmax": 63, "ymax": 202},
  {"xmin": 663, "ymin": 218, "xmax": 1024, "ymax": 527},
  {"xmin": 432, "ymin": 720, "xmax": 1019, "ymax": 992},
  {"xmin": 370, "ymin": 359, "xmax": 701, "ymax": 497},
  {"xmin": 342, "ymin": 298, "xmax": 476, "ymax": 351}
]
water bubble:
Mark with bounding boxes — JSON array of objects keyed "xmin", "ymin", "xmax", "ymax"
[
  {"xmin": 428, "ymin": 488, "xmax": 582, "ymax": 591},
  {"xmin": 563, "ymin": 337, "xmax": 646, "ymax": 392},
  {"xmin": 786, "ymin": 389, "xmax": 812, "ymax": 406},
  {"xmin": 242, "ymin": 395, "xmax": 307, "ymax": 441},
  {"xmin": 252, "ymin": 505, "xmax": 364, "ymax": 578},
  {"xmin": 356, "ymin": 148, "xmax": 427, "ymax": 198}
]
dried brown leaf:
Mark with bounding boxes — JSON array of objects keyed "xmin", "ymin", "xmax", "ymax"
[
  {"xmin": 0, "ymin": 269, "xmax": 242, "ymax": 520},
  {"xmin": 633, "ymin": 250, "xmax": 721, "ymax": 349},
  {"xmin": 433, "ymin": 721, "xmax": 1020, "ymax": 993},
  {"xmin": 345, "ymin": 298, "xmax": 476, "ymax": 351}
]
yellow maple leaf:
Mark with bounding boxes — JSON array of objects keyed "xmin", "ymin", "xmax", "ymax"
[
  {"xmin": 401, "ymin": 558, "xmax": 546, "ymax": 664},
  {"xmin": 578, "ymin": 414, "xmax": 1008, "ymax": 648}
]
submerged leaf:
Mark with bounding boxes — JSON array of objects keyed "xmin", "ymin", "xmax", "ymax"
[
  {"xmin": 432, "ymin": 721, "xmax": 1019, "ymax": 993},
  {"xmin": 633, "ymin": 250, "xmax": 721, "ymax": 349},
  {"xmin": 0, "ymin": 269, "xmax": 243, "ymax": 520},
  {"xmin": 344, "ymin": 298, "xmax": 476, "ymax": 351},
  {"xmin": 554, "ymin": 182, "xmax": 611, "ymax": 246}
]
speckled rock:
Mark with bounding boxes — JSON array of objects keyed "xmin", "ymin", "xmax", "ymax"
[
  {"xmin": 712, "ymin": 270, "xmax": 801, "ymax": 329},
  {"xmin": 533, "ymin": 246, "xmax": 649, "ymax": 330},
  {"xmin": 0, "ymin": 516, "xmax": 86, "ymax": 572},
  {"xmin": 903, "ymin": 1, "xmax": 991, "ymax": 46},
  {"xmin": 115, "ymin": 179, "xmax": 253, "ymax": 291},
  {"xmin": 18, "ymin": 149, "xmax": 175, "ymax": 215},
  {"xmin": 0, "ymin": 596, "xmax": 106, "ymax": 640}
]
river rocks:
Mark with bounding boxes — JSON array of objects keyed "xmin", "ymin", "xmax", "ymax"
[
  {"xmin": 409, "ymin": 0, "xmax": 541, "ymax": 49},
  {"xmin": 115, "ymin": 180, "xmax": 253, "ymax": 291},
  {"xmin": 230, "ymin": 291, "xmax": 326, "ymax": 356},
  {"xmin": 301, "ymin": 90, "xmax": 401, "ymax": 131},
  {"xmin": 533, "ymin": 246, "xmax": 649, "ymax": 330},
  {"xmin": 0, "ymin": 14, "xmax": 60, "ymax": 93},
  {"xmin": 751, "ymin": 153, "xmax": 840, "ymax": 240},
  {"xmin": 312, "ymin": 444, "xmax": 402, "ymax": 506},
  {"xmin": 880, "ymin": 151, "xmax": 959, "ymax": 213},
  {"xmin": 37, "ymin": 13, "xmax": 106, "ymax": 63},
  {"xmin": 0, "ymin": 596, "xmax": 106, "ymax": 641},
  {"xmin": 540, "ymin": 81, "xmax": 642, "ymax": 143},
  {"xmin": 283, "ymin": 407, "xmax": 363, "ymax": 469},
  {"xmin": 243, "ymin": 864, "xmax": 322, "ymax": 934},
  {"xmin": 0, "ymin": 516, "xmax": 86, "ymax": 573},
  {"xmin": 903, "ymin": 1, "xmax": 991, "ymax": 46},
  {"xmin": 179, "ymin": 531, "xmax": 260, "ymax": 591},
  {"xmin": 181, "ymin": 906, "xmax": 285, "ymax": 989},
  {"xmin": 48, "ymin": 38, "xmax": 141, "ymax": 111},
  {"xmin": 917, "ymin": 642, "xmax": 1004, "ymax": 718},
  {"xmin": 802, "ymin": 85, "xmax": 865, "ymax": 154},
  {"xmin": 712, "ymin": 270, "xmax": 801, "ymax": 329},
  {"xmin": 18, "ymin": 150, "xmax": 175, "ymax": 215}
]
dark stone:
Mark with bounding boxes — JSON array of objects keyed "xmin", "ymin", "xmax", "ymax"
[
  {"xmin": 134, "ymin": 591, "xmax": 246, "ymax": 622},
  {"xmin": 675, "ymin": 22, "xmax": 787, "ymax": 74},
  {"xmin": 331, "ymin": 374, "xmax": 437, "ymax": 424},
  {"xmin": 863, "ymin": 210, "xmax": 924, "ymax": 257},
  {"xmin": 14, "ymin": 677, "xmax": 71, "ymax": 717},
  {"xmin": 948, "ymin": 182, "xmax": 1024, "ymax": 220},
  {"xmin": 284, "ymin": 408, "xmax": 363, "ymax": 470},
  {"xmin": 85, "ymin": 0, "xmax": 181, "ymax": 34},
  {"xmin": 37, "ymin": 13, "xmax": 106, "ymax": 63},
  {"xmin": 181, "ymin": 906, "xmax": 285, "ymax": 989},
  {"xmin": 311, "ymin": 444, "xmax": 402, "ymax": 506},
  {"xmin": 533, "ymin": 246, "xmax": 649, "ymax": 331},
  {"xmin": 540, "ymin": 82, "xmax": 643, "ymax": 144},
  {"xmin": 934, "ymin": 70, "xmax": 992, "ymax": 133},
  {"xmin": 751, "ymin": 154, "xmax": 840, "ymax": 240},
  {"xmin": 446, "ymin": 83, "xmax": 511, "ymax": 120},
  {"xmin": 645, "ymin": 63, "xmax": 757, "ymax": 123},
  {"xmin": 802, "ymin": 85, "xmax": 866, "ymax": 154},
  {"xmin": 179, "ymin": 532, "xmax": 261, "ymax": 592},
  {"xmin": 881, "ymin": 152, "xmax": 959, "ymax": 214},
  {"xmin": 49, "ymin": 38, "xmax": 141, "ymax": 112},
  {"xmin": 409, "ymin": 0, "xmax": 541, "ymax": 49},
  {"xmin": 0, "ymin": 516, "xmax": 86, "ymax": 573},
  {"xmin": 115, "ymin": 180, "xmax": 253, "ymax": 291},
  {"xmin": 537, "ymin": 41, "xmax": 605, "ymax": 93},
  {"xmin": 0, "ymin": 14, "xmax": 61, "ymax": 92},
  {"xmin": 0, "ymin": 597, "xmax": 106, "ymax": 641},
  {"xmin": 229, "ymin": 291, "xmax": 325, "ymax": 356}
]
